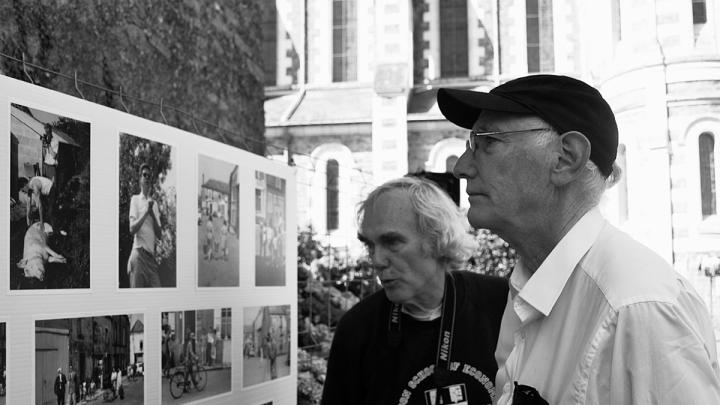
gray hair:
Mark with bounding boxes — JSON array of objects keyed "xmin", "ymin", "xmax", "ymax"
[
  {"xmin": 581, "ymin": 160, "xmax": 623, "ymax": 206},
  {"xmin": 535, "ymin": 129, "xmax": 623, "ymax": 205},
  {"xmin": 357, "ymin": 176, "xmax": 473, "ymax": 271}
]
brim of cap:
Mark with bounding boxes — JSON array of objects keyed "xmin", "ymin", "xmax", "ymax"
[{"xmin": 437, "ymin": 88, "xmax": 532, "ymax": 129}]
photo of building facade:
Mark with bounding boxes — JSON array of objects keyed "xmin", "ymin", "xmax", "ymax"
[{"xmin": 35, "ymin": 314, "xmax": 143, "ymax": 405}]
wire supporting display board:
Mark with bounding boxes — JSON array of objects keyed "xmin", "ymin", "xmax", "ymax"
[{"xmin": 0, "ymin": 75, "xmax": 298, "ymax": 405}]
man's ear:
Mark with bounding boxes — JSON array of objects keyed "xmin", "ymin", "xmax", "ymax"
[{"xmin": 551, "ymin": 131, "xmax": 591, "ymax": 186}]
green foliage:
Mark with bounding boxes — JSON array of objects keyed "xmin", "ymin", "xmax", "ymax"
[
  {"xmin": 465, "ymin": 228, "xmax": 517, "ymax": 278},
  {"xmin": 118, "ymin": 134, "xmax": 176, "ymax": 287}
]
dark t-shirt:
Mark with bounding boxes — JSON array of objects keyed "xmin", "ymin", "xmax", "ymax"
[{"xmin": 321, "ymin": 271, "xmax": 508, "ymax": 405}]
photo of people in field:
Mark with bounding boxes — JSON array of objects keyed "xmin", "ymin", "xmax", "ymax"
[{"xmin": 197, "ymin": 154, "xmax": 240, "ymax": 287}]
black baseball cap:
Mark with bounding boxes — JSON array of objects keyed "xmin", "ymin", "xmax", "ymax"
[{"xmin": 437, "ymin": 74, "xmax": 618, "ymax": 177}]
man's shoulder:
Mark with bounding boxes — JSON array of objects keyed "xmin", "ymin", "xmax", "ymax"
[
  {"xmin": 581, "ymin": 224, "xmax": 689, "ymax": 309},
  {"xmin": 337, "ymin": 289, "xmax": 388, "ymax": 327}
]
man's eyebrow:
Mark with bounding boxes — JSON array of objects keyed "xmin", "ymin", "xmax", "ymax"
[{"xmin": 378, "ymin": 232, "xmax": 405, "ymax": 243}]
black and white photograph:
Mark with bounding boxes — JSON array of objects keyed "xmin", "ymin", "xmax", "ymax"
[
  {"xmin": 255, "ymin": 171, "xmax": 286, "ymax": 286},
  {"xmin": 161, "ymin": 308, "xmax": 232, "ymax": 404},
  {"xmin": 1, "ymin": 322, "xmax": 5, "ymax": 403},
  {"xmin": 35, "ymin": 314, "xmax": 144, "ymax": 405},
  {"xmin": 9, "ymin": 104, "xmax": 90, "ymax": 290},
  {"xmin": 197, "ymin": 154, "xmax": 240, "ymax": 287},
  {"xmin": 118, "ymin": 132, "xmax": 177, "ymax": 288},
  {"xmin": 242, "ymin": 305, "xmax": 291, "ymax": 388}
]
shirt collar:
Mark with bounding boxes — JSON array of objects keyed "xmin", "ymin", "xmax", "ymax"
[{"xmin": 513, "ymin": 208, "xmax": 605, "ymax": 320}]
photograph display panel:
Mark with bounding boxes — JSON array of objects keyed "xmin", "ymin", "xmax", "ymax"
[
  {"xmin": 255, "ymin": 172, "xmax": 287, "ymax": 287},
  {"xmin": 1, "ymin": 75, "xmax": 297, "ymax": 404},
  {"xmin": 198, "ymin": 154, "xmax": 240, "ymax": 287},
  {"xmin": 1, "ymin": 322, "xmax": 5, "ymax": 403},
  {"xmin": 9, "ymin": 104, "xmax": 90, "ymax": 290},
  {"xmin": 243, "ymin": 305, "xmax": 291, "ymax": 388},
  {"xmin": 34, "ymin": 314, "xmax": 144, "ymax": 405},
  {"xmin": 118, "ymin": 132, "xmax": 177, "ymax": 289},
  {"xmin": 161, "ymin": 308, "xmax": 232, "ymax": 404}
]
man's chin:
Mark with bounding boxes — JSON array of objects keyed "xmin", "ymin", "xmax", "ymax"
[{"xmin": 467, "ymin": 210, "xmax": 495, "ymax": 230}]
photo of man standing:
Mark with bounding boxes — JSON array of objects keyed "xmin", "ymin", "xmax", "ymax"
[
  {"xmin": 127, "ymin": 163, "xmax": 163, "ymax": 288},
  {"xmin": 53, "ymin": 368, "xmax": 66, "ymax": 405},
  {"xmin": 118, "ymin": 132, "xmax": 177, "ymax": 289}
]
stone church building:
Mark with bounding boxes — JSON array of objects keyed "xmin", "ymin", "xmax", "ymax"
[{"xmin": 262, "ymin": 0, "xmax": 720, "ymax": 333}]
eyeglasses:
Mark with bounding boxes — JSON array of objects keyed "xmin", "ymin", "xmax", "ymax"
[
  {"xmin": 467, "ymin": 127, "xmax": 551, "ymax": 152},
  {"xmin": 141, "ymin": 172, "xmax": 151, "ymax": 178}
]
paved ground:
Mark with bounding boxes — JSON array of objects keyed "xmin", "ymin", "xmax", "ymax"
[
  {"xmin": 161, "ymin": 367, "xmax": 231, "ymax": 405},
  {"xmin": 242, "ymin": 354, "xmax": 290, "ymax": 388},
  {"xmin": 198, "ymin": 216, "xmax": 239, "ymax": 287},
  {"xmin": 255, "ymin": 256, "xmax": 285, "ymax": 286},
  {"xmin": 76, "ymin": 375, "xmax": 144, "ymax": 404}
]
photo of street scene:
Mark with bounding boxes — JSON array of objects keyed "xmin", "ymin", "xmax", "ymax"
[
  {"xmin": 242, "ymin": 305, "xmax": 291, "ymax": 388},
  {"xmin": 35, "ymin": 314, "xmax": 144, "ymax": 405},
  {"xmin": 10, "ymin": 104, "xmax": 90, "ymax": 290},
  {"xmin": 118, "ymin": 133, "xmax": 177, "ymax": 288},
  {"xmin": 161, "ymin": 308, "xmax": 232, "ymax": 404},
  {"xmin": 255, "ymin": 171, "xmax": 286, "ymax": 286},
  {"xmin": 197, "ymin": 154, "xmax": 240, "ymax": 287},
  {"xmin": 1, "ymin": 322, "xmax": 6, "ymax": 404}
]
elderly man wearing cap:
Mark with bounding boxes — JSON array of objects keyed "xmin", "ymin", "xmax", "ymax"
[{"xmin": 439, "ymin": 74, "xmax": 720, "ymax": 404}]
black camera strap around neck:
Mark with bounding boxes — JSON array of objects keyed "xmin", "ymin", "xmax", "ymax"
[{"xmin": 387, "ymin": 272, "xmax": 457, "ymax": 388}]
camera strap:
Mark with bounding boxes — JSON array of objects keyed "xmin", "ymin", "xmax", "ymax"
[{"xmin": 387, "ymin": 272, "xmax": 457, "ymax": 388}]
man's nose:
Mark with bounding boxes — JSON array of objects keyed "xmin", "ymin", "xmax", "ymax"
[
  {"xmin": 453, "ymin": 149, "xmax": 477, "ymax": 179},
  {"xmin": 370, "ymin": 247, "xmax": 390, "ymax": 271}
]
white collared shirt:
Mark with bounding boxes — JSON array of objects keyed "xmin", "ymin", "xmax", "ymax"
[
  {"xmin": 495, "ymin": 208, "xmax": 720, "ymax": 404},
  {"xmin": 129, "ymin": 193, "xmax": 162, "ymax": 253}
]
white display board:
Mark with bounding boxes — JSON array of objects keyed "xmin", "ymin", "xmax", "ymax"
[{"xmin": 0, "ymin": 74, "xmax": 298, "ymax": 405}]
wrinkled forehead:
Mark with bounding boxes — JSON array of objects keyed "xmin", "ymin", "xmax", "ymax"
[
  {"xmin": 359, "ymin": 189, "xmax": 420, "ymax": 236},
  {"xmin": 472, "ymin": 110, "xmax": 551, "ymax": 132}
]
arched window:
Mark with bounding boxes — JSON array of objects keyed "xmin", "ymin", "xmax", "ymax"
[
  {"xmin": 326, "ymin": 159, "xmax": 339, "ymax": 231},
  {"xmin": 699, "ymin": 132, "xmax": 716, "ymax": 217}
]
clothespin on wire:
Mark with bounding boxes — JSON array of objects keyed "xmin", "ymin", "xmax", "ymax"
[
  {"xmin": 118, "ymin": 85, "xmax": 130, "ymax": 113},
  {"xmin": 159, "ymin": 98, "xmax": 168, "ymax": 124},
  {"xmin": 74, "ymin": 70, "xmax": 85, "ymax": 99},
  {"xmin": 190, "ymin": 117, "xmax": 202, "ymax": 135},
  {"xmin": 21, "ymin": 53, "xmax": 34, "ymax": 84}
]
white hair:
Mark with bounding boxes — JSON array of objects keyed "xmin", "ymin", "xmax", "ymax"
[
  {"xmin": 582, "ymin": 160, "xmax": 622, "ymax": 205},
  {"xmin": 535, "ymin": 129, "xmax": 622, "ymax": 205}
]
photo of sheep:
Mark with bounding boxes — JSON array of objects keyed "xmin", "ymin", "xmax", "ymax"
[{"xmin": 9, "ymin": 103, "xmax": 90, "ymax": 290}]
